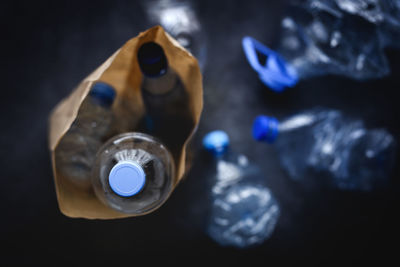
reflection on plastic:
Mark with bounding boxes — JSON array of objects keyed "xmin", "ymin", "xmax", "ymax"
[{"xmin": 253, "ymin": 108, "xmax": 396, "ymax": 191}]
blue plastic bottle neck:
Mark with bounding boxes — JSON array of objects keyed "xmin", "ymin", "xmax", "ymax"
[
  {"xmin": 252, "ymin": 115, "xmax": 280, "ymax": 144},
  {"xmin": 242, "ymin": 36, "xmax": 298, "ymax": 92}
]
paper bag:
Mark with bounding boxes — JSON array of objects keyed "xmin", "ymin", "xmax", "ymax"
[{"xmin": 48, "ymin": 26, "xmax": 203, "ymax": 219}]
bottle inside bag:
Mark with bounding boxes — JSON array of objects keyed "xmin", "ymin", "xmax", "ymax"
[
  {"xmin": 55, "ymin": 82, "xmax": 116, "ymax": 188},
  {"xmin": 137, "ymin": 41, "xmax": 195, "ymax": 161},
  {"xmin": 92, "ymin": 132, "xmax": 175, "ymax": 215}
]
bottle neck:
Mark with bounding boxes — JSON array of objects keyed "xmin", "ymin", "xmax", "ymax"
[
  {"xmin": 211, "ymin": 147, "xmax": 229, "ymax": 159},
  {"xmin": 88, "ymin": 82, "xmax": 116, "ymax": 108},
  {"xmin": 142, "ymin": 67, "xmax": 178, "ymax": 95},
  {"xmin": 138, "ymin": 42, "xmax": 168, "ymax": 79}
]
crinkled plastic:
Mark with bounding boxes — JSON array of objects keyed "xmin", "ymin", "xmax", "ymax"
[
  {"xmin": 243, "ymin": 0, "xmax": 395, "ymax": 91},
  {"xmin": 278, "ymin": 1, "xmax": 390, "ymax": 81},
  {"xmin": 333, "ymin": 0, "xmax": 400, "ymax": 48},
  {"xmin": 254, "ymin": 108, "xmax": 396, "ymax": 191},
  {"xmin": 203, "ymin": 131, "xmax": 280, "ymax": 248},
  {"xmin": 208, "ymin": 184, "xmax": 280, "ymax": 248}
]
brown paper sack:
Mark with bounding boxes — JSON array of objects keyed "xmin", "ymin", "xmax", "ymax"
[{"xmin": 48, "ymin": 26, "xmax": 203, "ymax": 219}]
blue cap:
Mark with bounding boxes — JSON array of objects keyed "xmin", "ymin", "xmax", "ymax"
[
  {"xmin": 253, "ymin": 115, "xmax": 279, "ymax": 143},
  {"xmin": 242, "ymin": 36, "xmax": 298, "ymax": 92},
  {"xmin": 89, "ymin": 82, "xmax": 116, "ymax": 107},
  {"xmin": 137, "ymin": 42, "xmax": 168, "ymax": 77},
  {"xmin": 203, "ymin": 130, "xmax": 230, "ymax": 156},
  {"xmin": 108, "ymin": 161, "xmax": 146, "ymax": 197}
]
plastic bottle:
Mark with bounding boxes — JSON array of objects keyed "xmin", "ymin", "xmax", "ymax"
[
  {"xmin": 55, "ymin": 82, "xmax": 116, "ymax": 188},
  {"xmin": 242, "ymin": 0, "xmax": 390, "ymax": 91},
  {"xmin": 203, "ymin": 130, "xmax": 280, "ymax": 248},
  {"xmin": 137, "ymin": 41, "xmax": 195, "ymax": 160},
  {"xmin": 253, "ymin": 108, "xmax": 396, "ymax": 191},
  {"xmin": 142, "ymin": 0, "xmax": 207, "ymax": 69},
  {"xmin": 92, "ymin": 132, "xmax": 175, "ymax": 215}
]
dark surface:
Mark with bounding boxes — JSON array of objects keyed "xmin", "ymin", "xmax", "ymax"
[{"xmin": 1, "ymin": 0, "xmax": 400, "ymax": 265}]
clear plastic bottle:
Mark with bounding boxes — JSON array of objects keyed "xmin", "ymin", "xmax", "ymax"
[
  {"xmin": 253, "ymin": 108, "xmax": 397, "ymax": 191},
  {"xmin": 55, "ymin": 82, "xmax": 116, "ymax": 188},
  {"xmin": 242, "ymin": 0, "xmax": 390, "ymax": 91},
  {"xmin": 142, "ymin": 0, "xmax": 207, "ymax": 70},
  {"xmin": 137, "ymin": 41, "xmax": 195, "ymax": 160},
  {"xmin": 92, "ymin": 132, "xmax": 175, "ymax": 215},
  {"xmin": 203, "ymin": 130, "xmax": 280, "ymax": 248}
]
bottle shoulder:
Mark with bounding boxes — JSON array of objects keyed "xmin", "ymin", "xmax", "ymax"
[{"xmin": 212, "ymin": 152, "xmax": 264, "ymax": 195}]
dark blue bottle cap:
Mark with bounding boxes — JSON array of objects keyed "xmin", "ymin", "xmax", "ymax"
[
  {"xmin": 242, "ymin": 36, "xmax": 298, "ymax": 92},
  {"xmin": 137, "ymin": 42, "xmax": 168, "ymax": 77},
  {"xmin": 203, "ymin": 130, "xmax": 230, "ymax": 156},
  {"xmin": 89, "ymin": 82, "xmax": 116, "ymax": 107},
  {"xmin": 253, "ymin": 115, "xmax": 279, "ymax": 143}
]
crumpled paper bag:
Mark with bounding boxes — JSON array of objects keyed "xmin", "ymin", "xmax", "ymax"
[{"xmin": 48, "ymin": 26, "xmax": 203, "ymax": 219}]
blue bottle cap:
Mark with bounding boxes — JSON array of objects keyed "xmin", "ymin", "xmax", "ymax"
[
  {"xmin": 108, "ymin": 161, "xmax": 146, "ymax": 197},
  {"xmin": 89, "ymin": 82, "xmax": 116, "ymax": 107},
  {"xmin": 253, "ymin": 115, "xmax": 279, "ymax": 143},
  {"xmin": 137, "ymin": 42, "xmax": 168, "ymax": 77},
  {"xmin": 242, "ymin": 36, "xmax": 298, "ymax": 92},
  {"xmin": 203, "ymin": 130, "xmax": 230, "ymax": 156}
]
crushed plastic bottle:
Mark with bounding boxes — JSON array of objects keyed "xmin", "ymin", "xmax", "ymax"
[
  {"xmin": 143, "ymin": 0, "xmax": 207, "ymax": 69},
  {"xmin": 203, "ymin": 130, "xmax": 280, "ymax": 248},
  {"xmin": 242, "ymin": 0, "xmax": 390, "ymax": 91},
  {"xmin": 253, "ymin": 108, "xmax": 397, "ymax": 191},
  {"xmin": 55, "ymin": 82, "xmax": 116, "ymax": 188}
]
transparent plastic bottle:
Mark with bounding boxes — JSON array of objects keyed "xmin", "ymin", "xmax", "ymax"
[
  {"xmin": 142, "ymin": 0, "xmax": 207, "ymax": 70},
  {"xmin": 55, "ymin": 82, "xmax": 116, "ymax": 188},
  {"xmin": 92, "ymin": 132, "xmax": 175, "ymax": 215},
  {"xmin": 253, "ymin": 108, "xmax": 397, "ymax": 191},
  {"xmin": 242, "ymin": 0, "xmax": 389, "ymax": 91},
  {"xmin": 203, "ymin": 130, "xmax": 280, "ymax": 248},
  {"xmin": 137, "ymin": 41, "xmax": 195, "ymax": 160}
]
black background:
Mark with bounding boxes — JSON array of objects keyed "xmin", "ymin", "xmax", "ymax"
[{"xmin": 1, "ymin": 0, "xmax": 400, "ymax": 265}]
